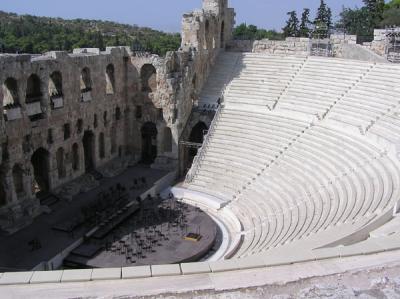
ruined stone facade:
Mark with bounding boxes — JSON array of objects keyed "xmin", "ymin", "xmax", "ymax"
[
  {"xmin": 227, "ymin": 34, "xmax": 357, "ymax": 57},
  {"xmin": 0, "ymin": 0, "xmax": 235, "ymax": 233}
]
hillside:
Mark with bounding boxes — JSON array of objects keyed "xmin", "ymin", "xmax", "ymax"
[{"xmin": 0, "ymin": 11, "xmax": 181, "ymax": 56}]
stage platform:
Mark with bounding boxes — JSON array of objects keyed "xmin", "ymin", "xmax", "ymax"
[
  {"xmin": 0, "ymin": 165, "xmax": 168, "ymax": 271},
  {"xmin": 64, "ymin": 198, "xmax": 217, "ymax": 268}
]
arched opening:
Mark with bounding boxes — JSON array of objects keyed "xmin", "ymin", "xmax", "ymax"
[
  {"xmin": 93, "ymin": 113, "xmax": 98, "ymax": 128},
  {"xmin": 0, "ymin": 166, "xmax": 6, "ymax": 207},
  {"xmin": 2, "ymin": 78, "xmax": 19, "ymax": 107},
  {"xmin": 115, "ymin": 106, "xmax": 121, "ymax": 121},
  {"xmin": 72, "ymin": 143, "xmax": 80, "ymax": 171},
  {"xmin": 83, "ymin": 131, "xmax": 95, "ymax": 171},
  {"xmin": 163, "ymin": 127, "xmax": 172, "ymax": 153},
  {"xmin": 111, "ymin": 126, "xmax": 117, "ymax": 154},
  {"xmin": 105, "ymin": 64, "xmax": 115, "ymax": 94},
  {"xmin": 80, "ymin": 67, "xmax": 92, "ymax": 92},
  {"xmin": 141, "ymin": 122, "xmax": 158, "ymax": 164},
  {"xmin": 26, "ymin": 74, "xmax": 42, "ymax": 103},
  {"xmin": 192, "ymin": 74, "xmax": 197, "ymax": 90},
  {"xmin": 12, "ymin": 164, "xmax": 24, "ymax": 195},
  {"xmin": 49, "ymin": 71, "xmax": 63, "ymax": 98},
  {"xmin": 103, "ymin": 111, "xmax": 108, "ymax": 126},
  {"xmin": 141, "ymin": 64, "xmax": 157, "ymax": 92},
  {"xmin": 99, "ymin": 132, "xmax": 105, "ymax": 159},
  {"xmin": 56, "ymin": 147, "xmax": 66, "ymax": 179},
  {"xmin": 204, "ymin": 20, "xmax": 210, "ymax": 50},
  {"xmin": 31, "ymin": 148, "xmax": 50, "ymax": 196},
  {"xmin": 188, "ymin": 122, "xmax": 208, "ymax": 166},
  {"xmin": 220, "ymin": 21, "xmax": 225, "ymax": 48}
]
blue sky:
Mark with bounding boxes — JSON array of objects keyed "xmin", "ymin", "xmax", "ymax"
[{"xmin": 0, "ymin": 0, "xmax": 365, "ymax": 32}]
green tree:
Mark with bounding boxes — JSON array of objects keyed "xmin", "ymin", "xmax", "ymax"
[
  {"xmin": 313, "ymin": 0, "xmax": 332, "ymax": 38},
  {"xmin": 233, "ymin": 23, "xmax": 283, "ymax": 40},
  {"xmin": 283, "ymin": 11, "xmax": 299, "ymax": 38},
  {"xmin": 385, "ymin": 0, "xmax": 400, "ymax": 9},
  {"xmin": 0, "ymin": 10, "xmax": 181, "ymax": 56},
  {"xmin": 363, "ymin": 0, "xmax": 385, "ymax": 26},
  {"xmin": 299, "ymin": 8, "xmax": 312, "ymax": 37},
  {"xmin": 337, "ymin": 7, "xmax": 372, "ymax": 42},
  {"xmin": 381, "ymin": 6, "xmax": 400, "ymax": 26}
]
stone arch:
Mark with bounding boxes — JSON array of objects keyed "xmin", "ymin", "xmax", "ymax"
[
  {"xmin": 80, "ymin": 67, "xmax": 92, "ymax": 92},
  {"xmin": 192, "ymin": 74, "xmax": 197, "ymax": 90},
  {"xmin": 99, "ymin": 132, "xmax": 105, "ymax": 159},
  {"xmin": 2, "ymin": 77, "xmax": 19, "ymax": 107},
  {"xmin": 103, "ymin": 111, "xmax": 108, "ymax": 126},
  {"xmin": 72, "ymin": 143, "xmax": 80, "ymax": 171},
  {"xmin": 31, "ymin": 148, "xmax": 50, "ymax": 195},
  {"xmin": 115, "ymin": 106, "xmax": 121, "ymax": 121},
  {"xmin": 220, "ymin": 21, "xmax": 225, "ymax": 48},
  {"xmin": 12, "ymin": 164, "xmax": 24, "ymax": 195},
  {"xmin": 105, "ymin": 64, "xmax": 115, "ymax": 94},
  {"xmin": 93, "ymin": 114, "xmax": 98, "ymax": 128},
  {"xmin": 56, "ymin": 147, "xmax": 66, "ymax": 179},
  {"xmin": 26, "ymin": 74, "xmax": 42, "ymax": 103},
  {"xmin": 163, "ymin": 127, "xmax": 173, "ymax": 153},
  {"xmin": 141, "ymin": 122, "xmax": 158, "ymax": 163},
  {"xmin": 204, "ymin": 20, "xmax": 210, "ymax": 50},
  {"xmin": 111, "ymin": 126, "xmax": 117, "ymax": 154},
  {"xmin": 83, "ymin": 131, "xmax": 95, "ymax": 171},
  {"xmin": 141, "ymin": 64, "xmax": 157, "ymax": 92},
  {"xmin": 188, "ymin": 121, "xmax": 208, "ymax": 165},
  {"xmin": 49, "ymin": 71, "xmax": 63, "ymax": 97}
]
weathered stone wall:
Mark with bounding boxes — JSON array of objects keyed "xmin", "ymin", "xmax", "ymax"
[
  {"xmin": 0, "ymin": 0, "xmax": 234, "ymax": 233},
  {"xmin": 0, "ymin": 48, "xmax": 132, "ymax": 232},
  {"xmin": 363, "ymin": 29, "xmax": 387, "ymax": 56},
  {"xmin": 226, "ymin": 34, "xmax": 388, "ymax": 63},
  {"xmin": 227, "ymin": 38, "xmax": 310, "ymax": 55}
]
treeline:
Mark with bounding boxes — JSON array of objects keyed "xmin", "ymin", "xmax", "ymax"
[
  {"xmin": 283, "ymin": 0, "xmax": 400, "ymax": 41},
  {"xmin": 233, "ymin": 24, "xmax": 283, "ymax": 40},
  {"xmin": 0, "ymin": 11, "xmax": 181, "ymax": 56},
  {"xmin": 338, "ymin": 0, "xmax": 400, "ymax": 42}
]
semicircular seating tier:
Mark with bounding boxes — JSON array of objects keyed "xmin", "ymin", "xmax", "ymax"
[{"xmin": 185, "ymin": 52, "xmax": 400, "ymax": 259}]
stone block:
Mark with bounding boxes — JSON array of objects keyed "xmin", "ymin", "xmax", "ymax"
[
  {"xmin": 340, "ymin": 241, "xmax": 383, "ymax": 258},
  {"xmin": 61, "ymin": 269, "xmax": 93, "ymax": 283},
  {"xmin": 263, "ymin": 250, "xmax": 316, "ymax": 267},
  {"xmin": 122, "ymin": 266, "xmax": 151, "ymax": 279},
  {"xmin": 91, "ymin": 268, "xmax": 121, "ymax": 281},
  {"xmin": 0, "ymin": 272, "xmax": 33, "ymax": 285},
  {"xmin": 313, "ymin": 247, "xmax": 341, "ymax": 260},
  {"xmin": 379, "ymin": 235, "xmax": 400, "ymax": 251},
  {"xmin": 26, "ymin": 101, "xmax": 42, "ymax": 116},
  {"xmin": 5, "ymin": 107, "xmax": 22, "ymax": 120},
  {"xmin": 30, "ymin": 270, "xmax": 63, "ymax": 284},
  {"xmin": 180, "ymin": 262, "xmax": 211, "ymax": 275},
  {"xmin": 238, "ymin": 255, "xmax": 266, "ymax": 270},
  {"xmin": 209, "ymin": 259, "xmax": 240, "ymax": 273},
  {"xmin": 151, "ymin": 264, "xmax": 182, "ymax": 277}
]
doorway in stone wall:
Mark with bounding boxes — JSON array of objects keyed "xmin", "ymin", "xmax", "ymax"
[
  {"xmin": 220, "ymin": 21, "xmax": 225, "ymax": 48},
  {"xmin": 31, "ymin": 148, "xmax": 50, "ymax": 197},
  {"xmin": 188, "ymin": 121, "xmax": 208, "ymax": 168},
  {"xmin": 141, "ymin": 122, "xmax": 158, "ymax": 164},
  {"xmin": 83, "ymin": 130, "xmax": 95, "ymax": 171},
  {"xmin": 0, "ymin": 166, "xmax": 6, "ymax": 207}
]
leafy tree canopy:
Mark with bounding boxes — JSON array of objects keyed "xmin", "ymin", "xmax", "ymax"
[
  {"xmin": 233, "ymin": 23, "xmax": 283, "ymax": 40},
  {"xmin": 313, "ymin": 0, "xmax": 332, "ymax": 38},
  {"xmin": 283, "ymin": 11, "xmax": 300, "ymax": 38},
  {"xmin": 0, "ymin": 11, "xmax": 181, "ymax": 56},
  {"xmin": 299, "ymin": 8, "xmax": 312, "ymax": 38}
]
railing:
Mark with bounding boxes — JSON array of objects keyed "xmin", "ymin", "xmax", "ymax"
[{"xmin": 185, "ymin": 104, "xmax": 224, "ymax": 184}]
